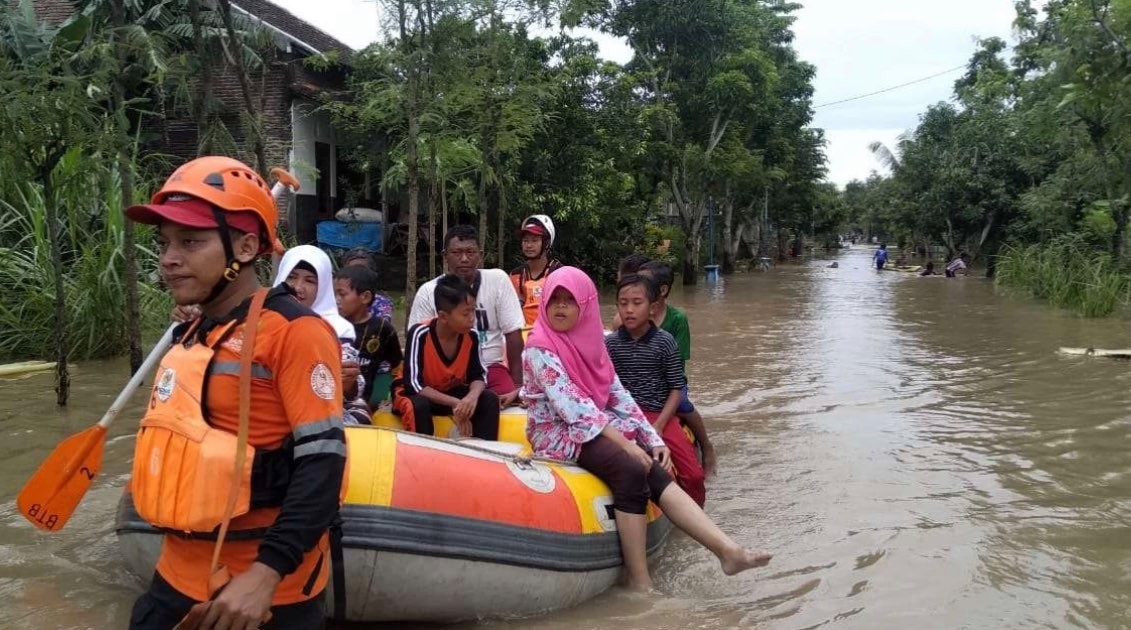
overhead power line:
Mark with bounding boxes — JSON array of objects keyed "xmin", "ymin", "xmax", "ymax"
[{"xmin": 814, "ymin": 64, "xmax": 968, "ymax": 109}]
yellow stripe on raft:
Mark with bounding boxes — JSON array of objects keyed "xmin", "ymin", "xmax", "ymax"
[
  {"xmin": 372, "ymin": 407, "xmax": 530, "ymax": 448},
  {"xmin": 551, "ymin": 465, "xmax": 614, "ymax": 533},
  {"xmin": 343, "ymin": 425, "xmax": 398, "ymax": 506}
]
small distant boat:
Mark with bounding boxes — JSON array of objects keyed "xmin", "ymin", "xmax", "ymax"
[
  {"xmin": 1058, "ymin": 347, "xmax": 1131, "ymax": 359},
  {"xmin": 0, "ymin": 360, "xmax": 56, "ymax": 378}
]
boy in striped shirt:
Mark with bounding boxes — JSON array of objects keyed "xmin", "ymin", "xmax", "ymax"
[
  {"xmin": 638, "ymin": 261, "xmax": 718, "ymax": 478},
  {"xmin": 606, "ymin": 274, "xmax": 706, "ymax": 506}
]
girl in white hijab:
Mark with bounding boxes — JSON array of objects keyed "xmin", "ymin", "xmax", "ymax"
[
  {"xmin": 274, "ymin": 245, "xmax": 370, "ymax": 424},
  {"xmin": 275, "ymin": 245, "xmax": 355, "ymax": 342}
]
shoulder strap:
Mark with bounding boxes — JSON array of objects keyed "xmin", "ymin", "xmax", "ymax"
[{"xmin": 207, "ymin": 287, "xmax": 269, "ymax": 598}]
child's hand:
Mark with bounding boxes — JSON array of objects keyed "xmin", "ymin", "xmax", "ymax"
[
  {"xmin": 624, "ymin": 442, "xmax": 653, "ymax": 472},
  {"xmin": 172, "ymin": 304, "xmax": 201, "ymax": 323},
  {"xmin": 453, "ymin": 394, "xmax": 477, "ymax": 423},
  {"xmin": 702, "ymin": 443, "xmax": 718, "ymax": 478},
  {"xmin": 499, "ymin": 389, "xmax": 520, "ymax": 408},
  {"xmin": 341, "ymin": 361, "xmax": 360, "ymax": 396},
  {"xmin": 653, "ymin": 446, "xmax": 674, "ymax": 474}
]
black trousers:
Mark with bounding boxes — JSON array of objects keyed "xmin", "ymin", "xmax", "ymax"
[
  {"xmin": 576, "ymin": 435, "xmax": 673, "ymax": 514},
  {"xmin": 409, "ymin": 386, "xmax": 499, "ymax": 439},
  {"xmin": 128, "ymin": 572, "xmax": 324, "ymax": 630}
]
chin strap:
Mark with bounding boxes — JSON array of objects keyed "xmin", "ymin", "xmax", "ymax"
[{"xmin": 202, "ymin": 208, "xmax": 246, "ymax": 305}]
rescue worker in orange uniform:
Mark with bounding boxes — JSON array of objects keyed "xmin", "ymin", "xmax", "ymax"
[
  {"xmin": 125, "ymin": 157, "xmax": 346, "ymax": 630},
  {"xmin": 509, "ymin": 215, "xmax": 562, "ymax": 328}
]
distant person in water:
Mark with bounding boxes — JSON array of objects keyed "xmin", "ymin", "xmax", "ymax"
[
  {"xmin": 945, "ymin": 253, "xmax": 968, "ymax": 278},
  {"xmin": 919, "ymin": 261, "xmax": 937, "ymax": 276},
  {"xmin": 873, "ymin": 244, "xmax": 888, "ymax": 270}
]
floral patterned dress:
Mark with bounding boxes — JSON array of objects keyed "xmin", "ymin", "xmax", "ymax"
[{"xmin": 521, "ymin": 347, "xmax": 665, "ymax": 462}]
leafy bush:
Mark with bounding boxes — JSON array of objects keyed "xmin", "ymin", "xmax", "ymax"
[
  {"xmin": 0, "ymin": 165, "xmax": 170, "ymax": 361},
  {"xmin": 995, "ymin": 235, "xmax": 1130, "ymax": 317}
]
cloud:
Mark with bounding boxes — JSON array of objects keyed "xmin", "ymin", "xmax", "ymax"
[
  {"xmin": 794, "ymin": 0, "xmax": 1017, "ymax": 185},
  {"xmin": 269, "ymin": 0, "xmax": 380, "ymax": 50},
  {"xmin": 822, "ymin": 129, "xmax": 905, "ymax": 186}
]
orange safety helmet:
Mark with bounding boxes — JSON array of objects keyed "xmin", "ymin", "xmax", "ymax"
[{"xmin": 128, "ymin": 156, "xmax": 281, "ymax": 255}]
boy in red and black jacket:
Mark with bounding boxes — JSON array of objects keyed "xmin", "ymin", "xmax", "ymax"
[{"xmin": 393, "ymin": 274, "xmax": 500, "ymax": 439}]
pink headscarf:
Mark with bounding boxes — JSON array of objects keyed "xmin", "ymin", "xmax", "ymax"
[{"xmin": 525, "ymin": 266, "xmax": 615, "ymax": 409}]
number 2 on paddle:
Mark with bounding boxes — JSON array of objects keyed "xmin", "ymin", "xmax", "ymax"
[
  {"xmin": 26, "ymin": 503, "xmax": 60, "ymax": 530},
  {"xmin": 79, "ymin": 467, "xmax": 94, "ymax": 481}
]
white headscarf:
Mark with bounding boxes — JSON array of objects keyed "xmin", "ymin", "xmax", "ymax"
[{"xmin": 274, "ymin": 245, "xmax": 355, "ymax": 342}]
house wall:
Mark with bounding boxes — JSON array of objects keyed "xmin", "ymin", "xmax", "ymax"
[
  {"xmin": 27, "ymin": 0, "xmax": 71, "ymax": 23},
  {"xmin": 163, "ymin": 61, "xmax": 294, "ymax": 172},
  {"xmin": 290, "ymin": 98, "xmax": 336, "ymax": 200},
  {"xmin": 290, "ymin": 98, "xmax": 338, "ymax": 244}
]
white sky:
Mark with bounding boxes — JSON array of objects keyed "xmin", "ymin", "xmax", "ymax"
[{"xmin": 269, "ymin": 0, "xmax": 1018, "ymax": 187}]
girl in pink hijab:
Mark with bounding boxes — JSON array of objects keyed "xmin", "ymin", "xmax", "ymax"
[{"xmin": 522, "ymin": 266, "xmax": 771, "ymax": 590}]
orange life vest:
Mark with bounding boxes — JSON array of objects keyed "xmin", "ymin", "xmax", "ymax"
[
  {"xmin": 131, "ymin": 319, "xmax": 255, "ymax": 533},
  {"xmin": 510, "ymin": 260, "xmax": 561, "ymax": 327},
  {"xmin": 132, "ymin": 289, "xmax": 347, "ymax": 605}
]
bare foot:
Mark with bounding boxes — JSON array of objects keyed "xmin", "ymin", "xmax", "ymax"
[{"xmin": 720, "ymin": 546, "xmax": 773, "ymax": 575}]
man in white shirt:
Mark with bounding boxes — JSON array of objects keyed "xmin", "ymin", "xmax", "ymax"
[
  {"xmin": 409, "ymin": 225, "xmax": 526, "ymax": 407},
  {"xmin": 945, "ymin": 253, "xmax": 969, "ymax": 278}
]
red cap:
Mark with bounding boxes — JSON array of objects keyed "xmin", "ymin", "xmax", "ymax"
[
  {"xmin": 126, "ymin": 195, "xmax": 263, "ymax": 235},
  {"xmin": 521, "ymin": 223, "xmax": 547, "ymax": 237}
]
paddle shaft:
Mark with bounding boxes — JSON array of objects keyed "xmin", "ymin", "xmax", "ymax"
[{"xmin": 97, "ymin": 324, "xmax": 177, "ymax": 430}]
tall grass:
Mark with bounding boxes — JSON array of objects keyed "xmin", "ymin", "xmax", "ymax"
[
  {"xmin": 0, "ymin": 158, "xmax": 170, "ymax": 361},
  {"xmin": 995, "ymin": 236, "xmax": 1131, "ymax": 317}
]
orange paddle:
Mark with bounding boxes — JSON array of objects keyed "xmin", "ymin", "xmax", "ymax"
[
  {"xmin": 269, "ymin": 167, "xmax": 300, "ymax": 194},
  {"xmin": 17, "ymin": 324, "xmax": 177, "ymax": 531}
]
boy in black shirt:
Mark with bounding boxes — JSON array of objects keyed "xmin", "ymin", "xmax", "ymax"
[{"xmin": 334, "ymin": 265, "xmax": 403, "ymax": 409}]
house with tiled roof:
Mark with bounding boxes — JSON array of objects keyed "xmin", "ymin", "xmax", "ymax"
[{"xmin": 30, "ymin": 0, "xmax": 366, "ymax": 245}]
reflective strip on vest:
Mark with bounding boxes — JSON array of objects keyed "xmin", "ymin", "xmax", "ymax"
[{"xmin": 209, "ymin": 361, "xmax": 274, "ymax": 380}]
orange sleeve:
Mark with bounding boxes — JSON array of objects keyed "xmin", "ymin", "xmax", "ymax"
[
  {"xmin": 274, "ymin": 315, "xmax": 345, "ymax": 435},
  {"xmin": 257, "ymin": 314, "xmax": 346, "ymax": 578}
]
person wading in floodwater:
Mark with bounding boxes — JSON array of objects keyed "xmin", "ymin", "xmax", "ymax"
[
  {"xmin": 124, "ymin": 156, "xmax": 346, "ymax": 630},
  {"xmin": 873, "ymin": 244, "xmax": 889, "ymax": 270}
]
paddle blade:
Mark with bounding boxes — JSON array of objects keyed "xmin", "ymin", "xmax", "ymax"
[{"xmin": 16, "ymin": 425, "xmax": 107, "ymax": 532}]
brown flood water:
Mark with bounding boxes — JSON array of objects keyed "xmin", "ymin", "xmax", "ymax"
[{"xmin": 4, "ymin": 246, "xmax": 1131, "ymax": 629}]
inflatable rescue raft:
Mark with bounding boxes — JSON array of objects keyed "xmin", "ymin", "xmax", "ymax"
[{"xmin": 116, "ymin": 410, "xmax": 671, "ymax": 623}]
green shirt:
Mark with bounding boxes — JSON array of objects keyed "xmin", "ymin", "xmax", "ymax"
[{"xmin": 660, "ymin": 305, "xmax": 691, "ymax": 367}]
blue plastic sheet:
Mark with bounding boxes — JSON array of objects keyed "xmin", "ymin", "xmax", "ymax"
[{"xmin": 316, "ymin": 220, "xmax": 383, "ymax": 252}]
